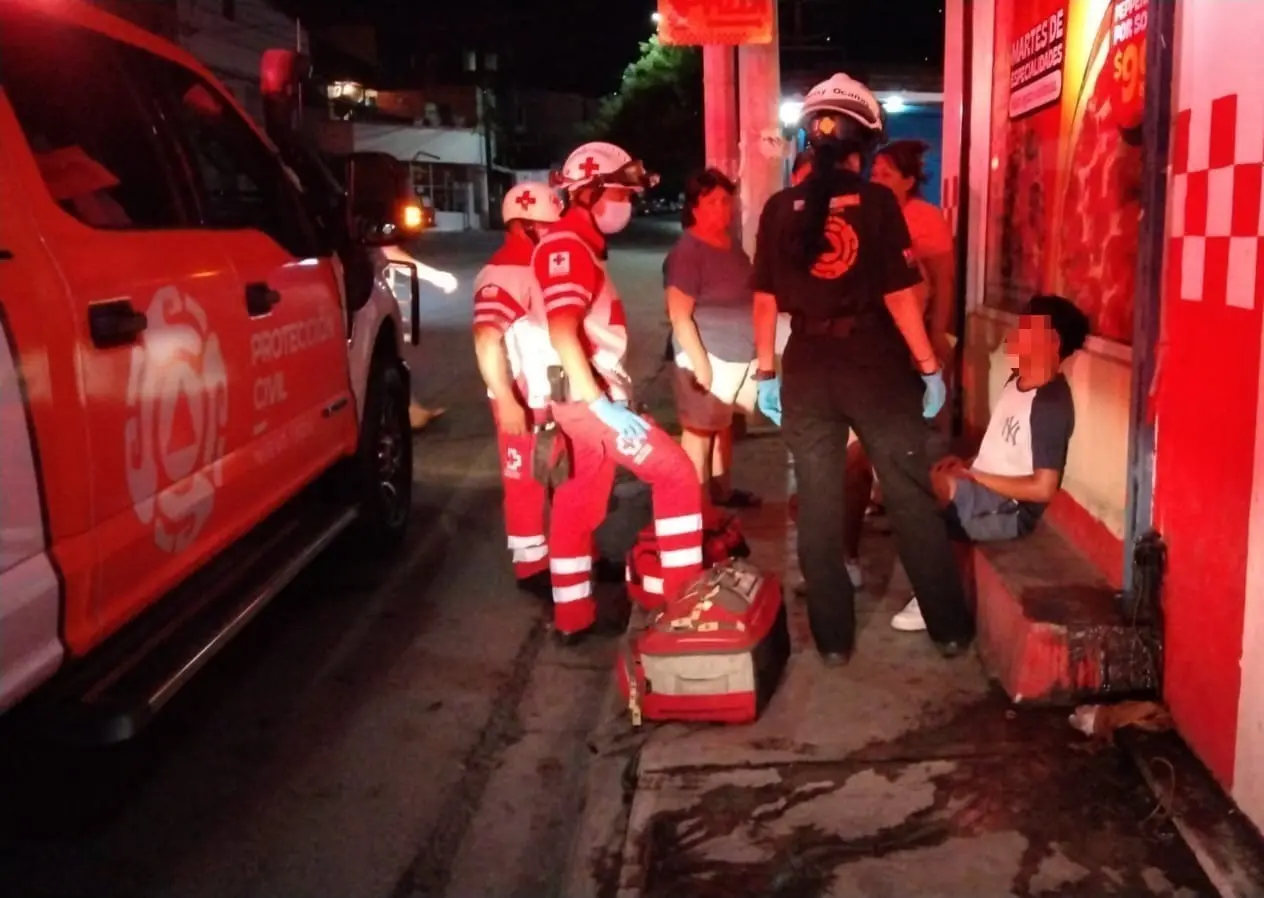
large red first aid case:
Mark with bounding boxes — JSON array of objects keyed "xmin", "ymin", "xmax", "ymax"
[{"xmin": 616, "ymin": 560, "xmax": 790, "ymax": 725}]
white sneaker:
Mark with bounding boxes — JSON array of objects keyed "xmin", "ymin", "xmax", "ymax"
[
  {"xmin": 891, "ymin": 596, "xmax": 927, "ymax": 632},
  {"xmin": 845, "ymin": 559, "xmax": 863, "ymax": 589}
]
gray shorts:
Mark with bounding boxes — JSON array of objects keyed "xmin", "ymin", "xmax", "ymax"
[{"xmin": 946, "ymin": 478, "xmax": 1033, "ymax": 543}]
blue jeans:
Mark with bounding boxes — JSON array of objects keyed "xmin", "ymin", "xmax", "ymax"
[{"xmin": 946, "ymin": 478, "xmax": 1035, "ymax": 543}]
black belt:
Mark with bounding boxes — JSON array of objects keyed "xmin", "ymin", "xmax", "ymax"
[{"xmin": 791, "ymin": 314, "xmax": 859, "ymax": 339}]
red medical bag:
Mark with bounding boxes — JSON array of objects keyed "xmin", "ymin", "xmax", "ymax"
[
  {"xmin": 616, "ymin": 560, "xmax": 791, "ymax": 726},
  {"xmin": 625, "ymin": 508, "xmax": 749, "ymax": 610}
]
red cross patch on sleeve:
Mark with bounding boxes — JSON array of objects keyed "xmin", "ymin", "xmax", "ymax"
[{"xmin": 548, "ymin": 251, "xmax": 571, "ymax": 277}]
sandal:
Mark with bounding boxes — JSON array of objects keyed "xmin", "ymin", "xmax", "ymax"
[{"xmin": 716, "ymin": 488, "xmax": 762, "ymax": 509}]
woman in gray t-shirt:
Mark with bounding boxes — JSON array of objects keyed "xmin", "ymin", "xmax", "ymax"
[{"xmin": 663, "ymin": 168, "xmax": 759, "ymax": 507}]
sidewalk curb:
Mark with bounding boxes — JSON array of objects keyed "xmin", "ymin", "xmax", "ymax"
[
  {"xmin": 559, "ymin": 675, "xmax": 644, "ymax": 898},
  {"xmin": 1120, "ymin": 729, "xmax": 1264, "ymax": 898}
]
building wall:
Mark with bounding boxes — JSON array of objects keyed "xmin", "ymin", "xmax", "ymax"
[
  {"xmin": 945, "ymin": 0, "xmax": 1130, "ymax": 583},
  {"xmin": 948, "ymin": 0, "xmax": 1264, "ymax": 837},
  {"xmin": 90, "ymin": 0, "xmax": 178, "ymax": 39},
  {"xmin": 375, "ymin": 86, "xmax": 480, "ymax": 128},
  {"xmin": 176, "ymin": 0, "xmax": 306, "ymax": 123},
  {"xmin": 885, "ymin": 105, "xmax": 944, "ymax": 206},
  {"xmin": 1151, "ymin": 0, "xmax": 1264, "ymax": 832},
  {"xmin": 506, "ymin": 89, "xmax": 599, "ymax": 168}
]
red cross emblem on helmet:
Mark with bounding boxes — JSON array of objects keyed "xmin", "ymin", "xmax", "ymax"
[
  {"xmin": 502, "ymin": 182, "xmax": 562, "ymax": 225},
  {"xmin": 579, "ymin": 156, "xmax": 602, "ymax": 178}
]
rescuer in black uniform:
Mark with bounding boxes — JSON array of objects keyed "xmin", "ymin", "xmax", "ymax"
[{"xmin": 750, "ymin": 73, "xmax": 974, "ymax": 663}]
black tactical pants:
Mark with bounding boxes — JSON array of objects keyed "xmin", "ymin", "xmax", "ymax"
[{"xmin": 782, "ymin": 331, "xmax": 975, "ymax": 654}]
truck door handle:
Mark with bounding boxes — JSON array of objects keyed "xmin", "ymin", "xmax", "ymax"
[
  {"xmin": 88, "ymin": 299, "xmax": 148, "ymax": 348},
  {"xmin": 245, "ymin": 281, "xmax": 281, "ymax": 317}
]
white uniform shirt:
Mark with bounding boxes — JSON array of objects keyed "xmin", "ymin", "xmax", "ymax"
[{"xmin": 472, "ymin": 238, "xmax": 559, "ymax": 409}]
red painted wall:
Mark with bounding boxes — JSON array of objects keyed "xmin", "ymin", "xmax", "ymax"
[{"xmin": 1153, "ymin": 101, "xmax": 1261, "ymax": 788}]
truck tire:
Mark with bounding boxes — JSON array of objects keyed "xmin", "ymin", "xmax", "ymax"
[{"xmin": 351, "ymin": 351, "xmax": 413, "ymax": 550}]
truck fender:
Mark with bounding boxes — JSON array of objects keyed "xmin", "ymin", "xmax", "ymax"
[{"xmin": 346, "ymin": 269, "xmax": 408, "ymax": 425}]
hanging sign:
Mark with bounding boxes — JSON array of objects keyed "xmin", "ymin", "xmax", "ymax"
[
  {"xmin": 982, "ymin": 0, "xmax": 1148, "ymax": 345},
  {"xmin": 1109, "ymin": 0, "xmax": 1148, "ymax": 131},
  {"xmin": 657, "ymin": 0, "xmax": 775, "ymax": 46}
]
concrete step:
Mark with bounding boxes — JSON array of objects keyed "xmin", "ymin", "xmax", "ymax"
[{"xmin": 970, "ymin": 524, "xmax": 1161, "ymax": 704}]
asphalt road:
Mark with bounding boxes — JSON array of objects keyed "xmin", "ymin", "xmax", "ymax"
[{"xmin": 0, "ymin": 217, "xmax": 684, "ymax": 898}]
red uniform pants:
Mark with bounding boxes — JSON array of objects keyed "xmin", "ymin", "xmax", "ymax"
[
  {"xmin": 548, "ymin": 402, "xmax": 704, "ymax": 634},
  {"xmin": 494, "ymin": 410, "xmax": 550, "ymax": 580}
]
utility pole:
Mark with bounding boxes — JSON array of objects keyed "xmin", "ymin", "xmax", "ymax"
[
  {"xmin": 703, "ymin": 45, "xmax": 739, "ymax": 180},
  {"xmin": 736, "ymin": 3, "xmax": 782, "ymax": 258}
]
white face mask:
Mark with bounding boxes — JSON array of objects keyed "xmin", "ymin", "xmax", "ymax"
[{"xmin": 592, "ymin": 198, "xmax": 633, "ymax": 234}]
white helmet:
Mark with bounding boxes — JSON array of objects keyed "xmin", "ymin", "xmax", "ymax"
[
  {"xmin": 800, "ymin": 72, "xmax": 884, "ymax": 140},
  {"xmin": 502, "ymin": 181, "xmax": 563, "ymax": 224},
  {"xmin": 551, "ymin": 141, "xmax": 658, "ymax": 192}
]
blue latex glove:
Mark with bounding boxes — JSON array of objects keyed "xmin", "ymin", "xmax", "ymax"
[
  {"xmin": 756, "ymin": 377, "xmax": 783, "ymax": 427},
  {"xmin": 590, "ymin": 396, "xmax": 651, "ymax": 441},
  {"xmin": 921, "ymin": 370, "xmax": 947, "ymax": 419}
]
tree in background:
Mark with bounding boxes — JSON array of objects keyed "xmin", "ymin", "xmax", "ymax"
[{"xmin": 588, "ymin": 36, "xmax": 702, "ymax": 198}]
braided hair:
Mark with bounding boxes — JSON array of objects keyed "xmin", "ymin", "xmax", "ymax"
[{"xmin": 792, "ymin": 118, "xmax": 876, "ymax": 273}]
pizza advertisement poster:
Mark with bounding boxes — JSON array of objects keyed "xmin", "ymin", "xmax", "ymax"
[{"xmin": 983, "ymin": 0, "xmax": 1148, "ymax": 345}]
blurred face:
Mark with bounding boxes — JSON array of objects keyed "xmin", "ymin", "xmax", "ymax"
[
  {"xmin": 1005, "ymin": 314, "xmax": 1062, "ymax": 375},
  {"xmin": 691, "ymin": 187, "xmax": 733, "ymax": 233},
  {"xmin": 870, "ymin": 154, "xmax": 916, "ymax": 204}
]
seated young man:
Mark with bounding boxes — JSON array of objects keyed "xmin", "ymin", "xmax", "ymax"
[{"xmin": 892, "ymin": 293, "xmax": 1091, "ymax": 633}]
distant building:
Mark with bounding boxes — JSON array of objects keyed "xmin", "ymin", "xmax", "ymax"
[
  {"xmin": 175, "ymin": 0, "xmax": 307, "ymax": 124},
  {"xmin": 502, "ymin": 89, "xmax": 601, "ymax": 171},
  {"xmin": 90, "ymin": 0, "xmax": 306, "ymax": 124}
]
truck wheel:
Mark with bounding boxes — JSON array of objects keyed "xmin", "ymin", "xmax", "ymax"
[{"xmin": 353, "ymin": 353, "xmax": 413, "ymax": 548}]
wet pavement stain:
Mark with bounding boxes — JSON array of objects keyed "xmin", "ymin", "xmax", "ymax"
[{"xmin": 629, "ymin": 698, "xmax": 1216, "ymax": 898}]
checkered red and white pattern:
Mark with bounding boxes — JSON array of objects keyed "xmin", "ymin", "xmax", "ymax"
[
  {"xmin": 1153, "ymin": 0, "xmax": 1264, "ymax": 838},
  {"xmin": 1167, "ymin": 94, "xmax": 1264, "ymax": 309},
  {"xmin": 941, "ymin": 174, "xmax": 960, "ymax": 237}
]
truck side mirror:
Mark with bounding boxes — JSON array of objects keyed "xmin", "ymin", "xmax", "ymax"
[{"xmin": 346, "ymin": 152, "xmax": 424, "ymax": 247}]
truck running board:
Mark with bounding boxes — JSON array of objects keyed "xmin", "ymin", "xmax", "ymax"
[{"xmin": 22, "ymin": 492, "xmax": 359, "ymax": 744}]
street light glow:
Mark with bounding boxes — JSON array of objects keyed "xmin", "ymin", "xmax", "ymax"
[
  {"xmin": 882, "ymin": 95, "xmax": 908, "ymax": 114},
  {"xmin": 651, "ymin": 11, "xmax": 661, "ymax": 24},
  {"xmin": 779, "ymin": 100, "xmax": 803, "ymax": 127}
]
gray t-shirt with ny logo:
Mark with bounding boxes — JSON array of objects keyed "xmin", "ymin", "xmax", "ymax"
[{"xmin": 971, "ymin": 372, "xmax": 1075, "ymax": 516}]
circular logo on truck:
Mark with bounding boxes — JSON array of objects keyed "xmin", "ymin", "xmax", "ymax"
[{"xmin": 123, "ymin": 286, "xmax": 229, "ymax": 554}]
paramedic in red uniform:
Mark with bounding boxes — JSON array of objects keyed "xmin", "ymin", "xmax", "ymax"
[
  {"xmin": 533, "ymin": 142, "xmax": 705, "ymax": 645},
  {"xmin": 473, "ymin": 181, "xmax": 564, "ymax": 601}
]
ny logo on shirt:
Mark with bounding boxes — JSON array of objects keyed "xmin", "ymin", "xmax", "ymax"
[{"xmin": 1001, "ymin": 415, "xmax": 1022, "ymax": 446}]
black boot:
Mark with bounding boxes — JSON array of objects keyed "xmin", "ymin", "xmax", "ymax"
[{"xmin": 517, "ymin": 571, "xmax": 552, "ymax": 603}]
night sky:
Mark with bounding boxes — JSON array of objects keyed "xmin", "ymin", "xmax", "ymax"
[{"xmin": 285, "ymin": 0, "xmax": 945, "ymax": 94}]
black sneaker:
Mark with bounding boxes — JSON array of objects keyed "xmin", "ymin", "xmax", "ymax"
[
  {"xmin": 553, "ymin": 628, "xmax": 586, "ymax": 648},
  {"xmin": 516, "ymin": 571, "xmax": 552, "ymax": 603},
  {"xmin": 935, "ymin": 639, "xmax": 972, "ymax": 659},
  {"xmin": 553, "ymin": 616, "xmax": 626, "ymax": 647},
  {"xmin": 819, "ymin": 650, "xmax": 852, "ymax": 668}
]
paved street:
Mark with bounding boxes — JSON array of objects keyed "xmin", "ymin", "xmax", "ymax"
[
  {"xmin": 0, "ymin": 219, "xmax": 683, "ymax": 898},
  {"xmin": 0, "ymin": 218, "xmax": 1241, "ymax": 898}
]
